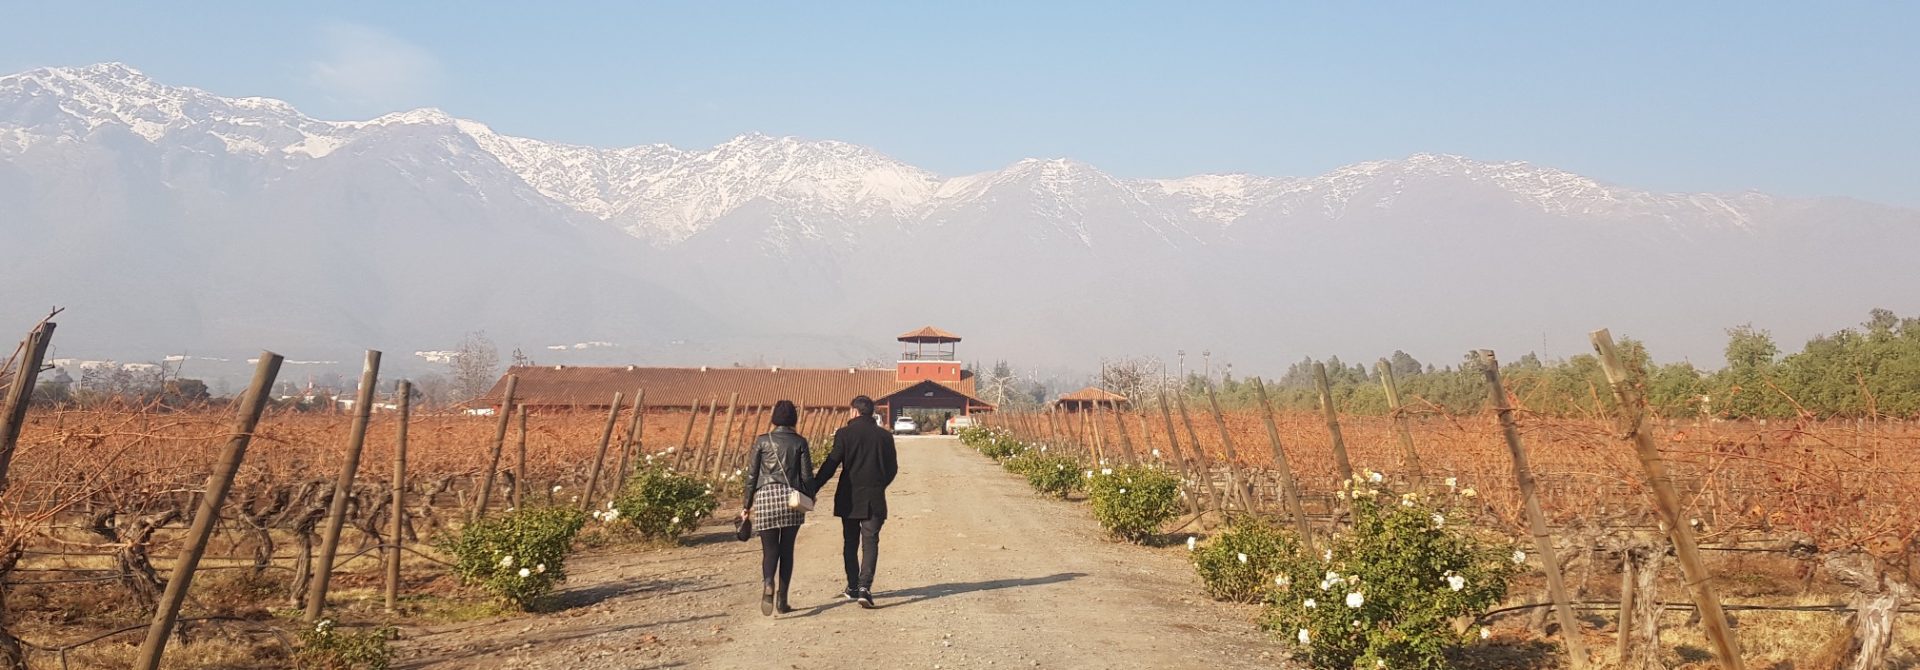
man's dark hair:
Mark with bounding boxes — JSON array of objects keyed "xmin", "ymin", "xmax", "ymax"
[{"xmin": 851, "ymin": 395, "xmax": 875, "ymax": 418}]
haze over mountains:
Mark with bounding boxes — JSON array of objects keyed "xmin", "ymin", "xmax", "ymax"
[{"xmin": 3, "ymin": 63, "xmax": 1916, "ymax": 380}]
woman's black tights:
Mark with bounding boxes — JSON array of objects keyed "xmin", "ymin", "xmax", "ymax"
[{"xmin": 759, "ymin": 526, "xmax": 799, "ymax": 599}]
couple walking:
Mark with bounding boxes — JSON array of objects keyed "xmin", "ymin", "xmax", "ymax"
[{"xmin": 741, "ymin": 395, "xmax": 898, "ymax": 615}]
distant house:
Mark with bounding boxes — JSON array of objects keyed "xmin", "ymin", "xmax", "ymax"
[
  {"xmin": 475, "ymin": 327, "xmax": 995, "ymax": 419},
  {"xmin": 1053, "ymin": 387, "xmax": 1129, "ymax": 412}
]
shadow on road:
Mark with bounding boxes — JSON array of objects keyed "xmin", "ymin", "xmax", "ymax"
[
  {"xmin": 790, "ymin": 572, "xmax": 1088, "ymax": 617},
  {"xmin": 395, "ymin": 613, "xmax": 724, "ymax": 668}
]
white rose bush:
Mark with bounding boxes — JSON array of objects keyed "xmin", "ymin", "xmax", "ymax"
[{"xmin": 438, "ymin": 506, "xmax": 588, "ymax": 609}]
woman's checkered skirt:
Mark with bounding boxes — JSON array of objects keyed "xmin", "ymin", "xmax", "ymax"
[{"xmin": 752, "ymin": 482, "xmax": 806, "ymax": 533}]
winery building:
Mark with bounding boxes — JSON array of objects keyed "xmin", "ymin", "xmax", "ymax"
[{"xmin": 478, "ymin": 326, "xmax": 994, "ymax": 419}]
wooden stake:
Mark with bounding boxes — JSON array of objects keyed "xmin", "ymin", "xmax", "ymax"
[
  {"xmin": 474, "ymin": 375, "xmax": 516, "ymax": 522},
  {"xmin": 616, "ymin": 389, "xmax": 645, "ymax": 487},
  {"xmin": 1312, "ymin": 362, "xmax": 1354, "ymax": 483},
  {"xmin": 1477, "ymin": 350, "xmax": 1588, "ymax": 669},
  {"xmin": 1591, "ymin": 330, "xmax": 1743, "ymax": 670},
  {"xmin": 1108, "ymin": 406, "xmax": 1139, "ymax": 464},
  {"xmin": 513, "ymin": 405, "xmax": 528, "ymax": 510},
  {"xmin": 305, "ymin": 350, "xmax": 381, "ymax": 623},
  {"xmin": 135, "ymin": 353, "xmax": 281, "ymax": 670},
  {"xmin": 710, "ymin": 393, "xmax": 739, "ymax": 480},
  {"xmin": 581, "ymin": 392, "xmax": 624, "ymax": 511},
  {"xmin": 674, "ymin": 403, "xmax": 700, "ymax": 470},
  {"xmin": 1376, "ymin": 359, "xmax": 1424, "ymax": 485},
  {"xmin": 0, "ymin": 321, "xmax": 54, "ymax": 492},
  {"xmin": 1157, "ymin": 390, "xmax": 1200, "ymax": 514},
  {"xmin": 385, "ymin": 379, "xmax": 411, "ymax": 613},
  {"xmin": 697, "ymin": 398, "xmax": 720, "ymax": 475},
  {"xmin": 1175, "ymin": 392, "xmax": 1225, "ymax": 513},
  {"xmin": 1251, "ymin": 377, "xmax": 1314, "ymax": 551},
  {"xmin": 1203, "ymin": 381, "xmax": 1254, "ymax": 511}
]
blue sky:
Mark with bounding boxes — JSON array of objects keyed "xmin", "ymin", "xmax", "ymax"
[{"xmin": 3, "ymin": 1, "xmax": 1916, "ymax": 205}]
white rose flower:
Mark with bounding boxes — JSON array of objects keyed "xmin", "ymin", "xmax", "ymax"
[
  {"xmin": 1368, "ymin": 471, "xmax": 1383, "ymax": 483},
  {"xmin": 1445, "ymin": 476, "xmax": 1457, "ymax": 489},
  {"xmin": 1275, "ymin": 574, "xmax": 1290, "ymax": 588},
  {"xmin": 551, "ymin": 485, "xmax": 563, "ymax": 493},
  {"xmin": 1303, "ymin": 598, "xmax": 1316, "ymax": 609},
  {"xmin": 1447, "ymin": 573, "xmax": 1466, "ymax": 592},
  {"xmin": 535, "ymin": 563, "xmax": 547, "ymax": 574},
  {"xmin": 1237, "ymin": 552, "xmax": 1248, "ymax": 564},
  {"xmin": 1345, "ymin": 592, "xmax": 1364, "ymax": 608},
  {"xmin": 499, "ymin": 555, "xmax": 514, "ymax": 568},
  {"xmin": 670, "ymin": 516, "xmax": 681, "ymax": 524},
  {"xmin": 1512, "ymin": 550, "xmax": 1527, "ymax": 564},
  {"xmin": 1480, "ymin": 627, "xmax": 1492, "ymax": 640},
  {"xmin": 1431, "ymin": 513, "xmax": 1446, "ymax": 528},
  {"xmin": 1461, "ymin": 487, "xmax": 1477, "ymax": 498},
  {"xmin": 1297, "ymin": 628, "xmax": 1310, "ymax": 645},
  {"xmin": 518, "ymin": 567, "xmax": 531, "ymax": 578},
  {"xmin": 1101, "ymin": 468, "xmax": 1113, "ymax": 476},
  {"xmin": 1186, "ymin": 536, "xmax": 1197, "ymax": 551}
]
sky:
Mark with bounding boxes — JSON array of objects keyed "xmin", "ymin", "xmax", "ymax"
[{"xmin": 1, "ymin": 1, "xmax": 1916, "ymax": 205}]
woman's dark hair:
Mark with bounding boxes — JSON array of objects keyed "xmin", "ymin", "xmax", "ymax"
[
  {"xmin": 770, "ymin": 400, "xmax": 798, "ymax": 427},
  {"xmin": 851, "ymin": 395, "xmax": 875, "ymax": 418}
]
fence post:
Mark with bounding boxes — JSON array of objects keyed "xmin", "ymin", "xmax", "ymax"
[
  {"xmin": 1088, "ymin": 405, "xmax": 1107, "ymax": 464},
  {"xmin": 674, "ymin": 403, "xmax": 700, "ymax": 470},
  {"xmin": 1203, "ymin": 381, "xmax": 1254, "ymax": 511},
  {"xmin": 1476, "ymin": 350, "xmax": 1588, "ymax": 669},
  {"xmin": 1108, "ymin": 406, "xmax": 1139, "ymax": 464},
  {"xmin": 616, "ymin": 389, "xmax": 646, "ymax": 486},
  {"xmin": 1174, "ymin": 393, "xmax": 1225, "ymax": 513},
  {"xmin": 1312, "ymin": 362, "xmax": 1355, "ymax": 483},
  {"xmin": 386, "ymin": 379, "xmax": 412, "ymax": 613},
  {"xmin": 710, "ymin": 393, "xmax": 740, "ymax": 480},
  {"xmin": 1376, "ymin": 359, "xmax": 1425, "ymax": 486},
  {"xmin": 1156, "ymin": 390, "xmax": 1200, "ymax": 513},
  {"xmin": 305, "ymin": 350, "xmax": 382, "ymax": 623},
  {"xmin": 134, "ymin": 352, "xmax": 282, "ymax": 670},
  {"xmin": 1251, "ymin": 378, "xmax": 1315, "ymax": 551},
  {"xmin": 513, "ymin": 405, "xmax": 528, "ymax": 510},
  {"xmin": 474, "ymin": 375, "xmax": 517, "ymax": 522},
  {"xmin": 0, "ymin": 321, "xmax": 55, "ymax": 492},
  {"xmin": 581, "ymin": 392, "xmax": 625, "ymax": 511},
  {"xmin": 697, "ymin": 398, "xmax": 720, "ymax": 475},
  {"xmin": 1591, "ymin": 330, "xmax": 1744, "ymax": 670}
]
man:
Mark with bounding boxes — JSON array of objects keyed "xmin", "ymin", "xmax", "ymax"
[{"xmin": 811, "ymin": 395, "xmax": 898, "ymax": 608}]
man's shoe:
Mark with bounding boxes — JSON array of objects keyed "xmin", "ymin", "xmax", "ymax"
[
  {"xmin": 842, "ymin": 587, "xmax": 861, "ymax": 602},
  {"xmin": 857, "ymin": 589, "xmax": 877, "ymax": 609}
]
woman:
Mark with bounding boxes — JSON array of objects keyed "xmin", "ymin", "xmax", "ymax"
[{"xmin": 741, "ymin": 400, "xmax": 813, "ymax": 615}]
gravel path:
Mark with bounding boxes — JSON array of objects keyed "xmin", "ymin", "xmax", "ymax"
[{"xmin": 396, "ymin": 436, "xmax": 1290, "ymax": 669}]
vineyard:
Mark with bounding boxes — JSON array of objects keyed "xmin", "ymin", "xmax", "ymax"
[{"xmin": 1, "ymin": 315, "xmax": 1916, "ymax": 670}]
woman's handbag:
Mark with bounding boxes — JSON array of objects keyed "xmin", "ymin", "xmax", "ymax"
[
  {"xmin": 788, "ymin": 489, "xmax": 815, "ymax": 512},
  {"xmin": 735, "ymin": 513, "xmax": 754, "ymax": 542}
]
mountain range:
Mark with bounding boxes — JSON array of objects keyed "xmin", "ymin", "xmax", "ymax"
[{"xmin": 3, "ymin": 63, "xmax": 1916, "ymax": 380}]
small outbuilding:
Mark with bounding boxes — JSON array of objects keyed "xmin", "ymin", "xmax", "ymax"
[{"xmin": 1053, "ymin": 387, "xmax": 1129, "ymax": 412}]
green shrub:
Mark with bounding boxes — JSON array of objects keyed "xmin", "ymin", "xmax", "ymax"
[
  {"xmin": 960, "ymin": 426, "xmax": 1028, "ymax": 460},
  {"xmin": 1088, "ymin": 465, "xmax": 1182, "ymax": 542},
  {"xmin": 811, "ymin": 435, "xmax": 832, "ymax": 469},
  {"xmin": 294, "ymin": 619, "xmax": 395, "ymax": 670},
  {"xmin": 610, "ymin": 463, "xmax": 718, "ymax": 540},
  {"xmin": 1021, "ymin": 453, "xmax": 1085, "ymax": 498},
  {"xmin": 1264, "ymin": 474, "xmax": 1522, "ymax": 669},
  {"xmin": 1193, "ymin": 520, "xmax": 1304, "ymax": 603},
  {"xmin": 438, "ymin": 506, "xmax": 587, "ymax": 609}
]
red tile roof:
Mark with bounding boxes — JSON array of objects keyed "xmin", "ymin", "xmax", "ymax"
[
  {"xmin": 896, "ymin": 326, "xmax": 961, "ymax": 343},
  {"xmin": 1056, "ymin": 386, "xmax": 1129, "ymax": 403},
  {"xmin": 478, "ymin": 365, "xmax": 990, "ymax": 410}
]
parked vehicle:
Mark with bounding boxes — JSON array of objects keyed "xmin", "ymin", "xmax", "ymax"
[
  {"xmin": 946, "ymin": 415, "xmax": 976, "ymax": 433},
  {"xmin": 892, "ymin": 415, "xmax": 918, "ymax": 435}
]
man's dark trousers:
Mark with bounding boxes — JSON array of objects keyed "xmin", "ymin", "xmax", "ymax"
[{"xmin": 842, "ymin": 516, "xmax": 883, "ymax": 591}]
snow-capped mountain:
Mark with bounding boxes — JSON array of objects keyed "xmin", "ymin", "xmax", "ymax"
[{"xmin": 2, "ymin": 63, "xmax": 1916, "ymax": 373}]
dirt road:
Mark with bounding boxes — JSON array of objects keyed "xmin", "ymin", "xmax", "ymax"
[{"xmin": 397, "ymin": 436, "xmax": 1288, "ymax": 669}]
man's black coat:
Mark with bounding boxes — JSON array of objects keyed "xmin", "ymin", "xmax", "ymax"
[{"xmin": 813, "ymin": 416, "xmax": 899, "ymax": 520}]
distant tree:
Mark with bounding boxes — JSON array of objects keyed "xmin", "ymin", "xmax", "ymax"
[
  {"xmin": 413, "ymin": 373, "xmax": 452, "ymax": 409},
  {"xmin": 1386, "ymin": 350, "xmax": 1424, "ymax": 378},
  {"xmin": 1098, "ymin": 357, "xmax": 1157, "ymax": 406},
  {"xmin": 449, "ymin": 331, "xmax": 502, "ymax": 403},
  {"xmin": 510, "ymin": 347, "xmax": 534, "ymax": 367}
]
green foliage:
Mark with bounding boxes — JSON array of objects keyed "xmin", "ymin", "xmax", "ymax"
[
  {"xmin": 294, "ymin": 620, "xmax": 395, "ymax": 670},
  {"xmin": 610, "ymin": 463, "xmax": 718, "ymax": 540},
  {"xmin": 1019, "ymin": 453, "xmax": 1085, "ymax": 498},
  {"xmin": 438, "ymin": 506, "xmax": 587, "ymax": 608},
  {"xmin": 812, "ymin": 435, "xmax": 832, "ymax": 469},
  {"xmin": 1087, "ymin": 465, "xmax": 1182, "ymax": 542},
  {"xmin": 960, "ymin": 426, "xmax": 1028, "ymax": 460},
  {"xmin": 1192, "ymin": 520, "xmax": 1303, "ymax": 603},
  {"xmin": 1265, "ymin": 476, "xmax": 1521, "ymax": 670}
]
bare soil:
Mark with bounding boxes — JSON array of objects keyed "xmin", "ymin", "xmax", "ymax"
[{"xmin": 393, "ymin": 436, "xmax": 1290, "ymax": 669}]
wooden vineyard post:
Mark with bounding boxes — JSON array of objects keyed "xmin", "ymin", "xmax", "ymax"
[
  {"xmin": 1312, "ymin": 362, "xmax": 1355, "ymax": 483},
  {"xmin": 1174, "ymin": 393, "xmax": 1225, "ymax": 513},
  {"xmin": 1590, "ymin": 330, "xmax": 1744, "ymax": 670},
  {"xmin": 513, "ymin": 406, "xmax": 528, "ymax": 510},
  {"xmin": 1108, "ymin": 407, "xmax": 1139, "ymax": 464},
  {"xmin": 1476, "ymin": 350, "xmax": 1588, "ymax": 669},
  {"xmin": 386, "ymin": 379, "xmax": 411, "ymax": 613},
  {"xmin": 305, "ymin": 350, "xmax": 382, "ymax": 623},
  {"xmin": 135, "ymin": 352, "xmax": 282, "ymax": 670},
  {"xmin": 474, "ymin": 375, "xmax": 517, "ymax": 522},
  {"xmin": 1045, "ymin": 409, "xmax": 1061, "ymax": 450},
  {"xmin": 1251, "ymin": 378, "xmax": 1315, "ymax": 551},
  {"xmin": 1157, "ymin": 390, "xmax": 1199, "ymax": 513},
  {"xmin": 710, "ymin": 393, "xmax": 739, "ymax": 480},
  {"xmin": 674, "ymin": 403, "xmax": 700, "ymax": 470},
  {"xmin": 1088, "ymin": 404, "xmax": 1107, "ymax": 464},
  {"xmin": 697, "ymin": 398, "xmax": 720, "ymax": 475},
  {"xmin": 0, "ymin": 320, "xmax": 54, "ymax": 492},
  {"xmin": 1134, "ymin": 409, "xmax": 1157, "ymax": 462},
  {"xmin": 1376, "ymin": 359, "xmax": 1425, "ymax": 486},
  {"xmin": 581, "ymin": 392, "xmax": 625, "ymax": 511},
  {"xmin": 616, "ymin": 389, "xmax": 646, "ymax": 487},
  {"xmin": 1204, "ymin": 381, "xmax": 1255, "ymax": 511}
]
